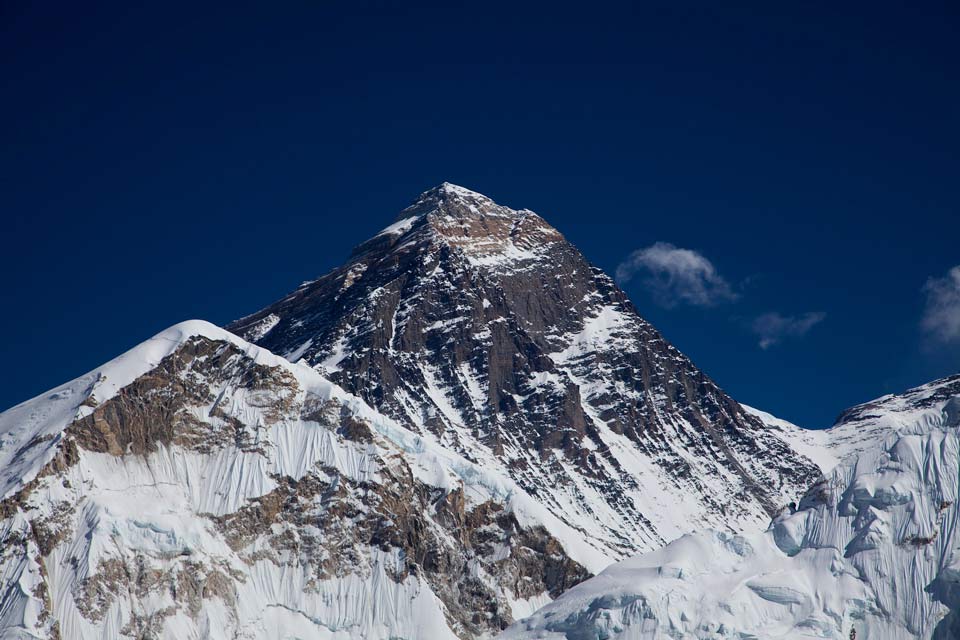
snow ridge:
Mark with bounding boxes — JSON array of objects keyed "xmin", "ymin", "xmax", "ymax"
[
  {"xmin": 0, "ymin": 321, "xmax": 604, "ymax": 640},
  {"xmin": 503, "ymin": 376, "xmax": 960, "ymax": 640}
]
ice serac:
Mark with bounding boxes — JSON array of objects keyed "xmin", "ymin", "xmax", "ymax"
[
  {"xmin": 228, "ymin": 183, "xmax": 822, "ymax": 557},
  {"xmin": 502, "ymin": 375, "xmax": 960, "ymax": 640},
  {"xmin": 0, "ymin": 322, "xmax": 599, "ymax": 640}
]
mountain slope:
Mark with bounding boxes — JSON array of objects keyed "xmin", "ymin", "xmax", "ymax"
[
  {"xmin": 228, "ymin": 183, "xmax": 822, "ymax": 557},
  {"xmin": 502, "ymin": 375, "xmax": 960, "ymax": 639},
  {"xmin": 0, "ymin": 321, "xmax": 608, "ymax": 640}
]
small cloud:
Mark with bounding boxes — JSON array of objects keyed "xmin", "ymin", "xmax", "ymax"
[
  {"xmin": 921, "ymin": 265, "xmax": 960, "ymax": 343},
  {"xmin": 616, "ymin": 242, "xmax": 738, "ymax": 308},
  {"xmin": 750, "ymin": 311, "xmax": 826, "ymax": 349}
]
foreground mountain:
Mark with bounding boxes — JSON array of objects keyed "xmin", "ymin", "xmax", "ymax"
[
  {"xmin": 229, "ymin": 183, "xmax": 822, "ymax": 557},
  {"xmin": 0, "ymin": 322, "xmax": 605, "ymax": 639},
  {"xmin": 502, "ymin": 375, "xmax": 960, "ymax": 639}
]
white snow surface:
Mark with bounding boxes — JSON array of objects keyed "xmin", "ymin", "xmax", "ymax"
[{"xmin": 503, "ymin": 378, "xmax": 960, "ymax": 640}]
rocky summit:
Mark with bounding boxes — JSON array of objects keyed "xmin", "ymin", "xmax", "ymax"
[{"xmin": 229, "ymin": 183, "xmax": 822, "ymax": 556}]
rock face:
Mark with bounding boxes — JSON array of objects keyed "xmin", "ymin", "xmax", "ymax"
[
  {"xmin": 501, "ymin": 375, "xmax": 960, "ymax": 640},
  {"xmin": 0, "ymin": 322, "xmax": 599, "ymax": 640},
  {"xmin": 229, "ymin": 183, "xmax": 822, "ymax": 556}
]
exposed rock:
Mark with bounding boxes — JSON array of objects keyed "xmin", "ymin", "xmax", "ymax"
[{"xmin": 68, "ymin": 335, "xmax": 298, "ymax": 456}]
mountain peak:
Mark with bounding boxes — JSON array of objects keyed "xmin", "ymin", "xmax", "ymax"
[
  {"xmin": 424, "ymin": 181, "xmax": 489, "ymax": 201},
  {"xmin": 360, "ymin": 184, "xmax": 562, "ymax": 268},
  {"xmin": 394, "ymin": 182, "xmax": 506, "ymax": 223},
  {"xmin": 416, "ymin": 185, "xmax": 562, "ymax": 265}
]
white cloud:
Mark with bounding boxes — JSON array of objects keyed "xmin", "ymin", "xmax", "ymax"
[
  {"xmin": 921, "ymin": 265, "xmax": 960, "ymax": 343},
  {"xmin": 615, "ymin": 242, "xmax": 737, "ymax": 308},
  {"xmin": 751, "ymin": 311, "xmax": 826, "ymax": 349}
]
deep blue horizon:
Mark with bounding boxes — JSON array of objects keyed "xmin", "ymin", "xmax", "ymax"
[{"xmin": 2, "ymin": 2, "xmax": 958, "ymax": 428}]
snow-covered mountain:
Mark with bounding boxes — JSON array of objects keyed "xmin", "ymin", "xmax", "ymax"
[
  {"xmin": 228, "ymin": 183, "xmax": 822, "ymax": 557},
  {"xmin": 502, "ymin": 375, "xmax": 960, "ymax": 640},
  {"xmin": 3, "ymin": 183, "xmax": 938, "ymax": 640},
  {"xmin": 0, "ymin": 321, "xmax": 606, "ymax": 640}
]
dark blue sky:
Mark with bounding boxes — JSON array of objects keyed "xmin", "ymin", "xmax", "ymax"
[{"xmin": 2, "ymin": 2, "xmax": 958, "ymax": 427}]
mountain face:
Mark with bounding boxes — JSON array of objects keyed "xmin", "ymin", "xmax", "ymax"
[
  {"xmin": 228, "ymin": 183, "xmax": 821, "ymax": 556},
  {"xmin": 503, "ymin": 375, "xmax": 960, "ymax": 640},
  {"xmin": 0, "ymin": 322, "xmax": 601, "ymax": 640}
]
